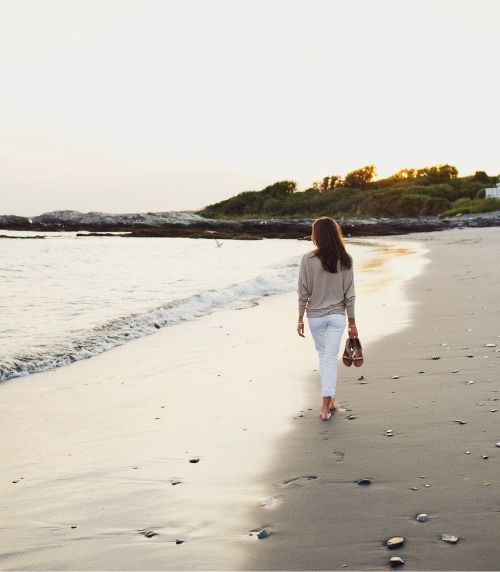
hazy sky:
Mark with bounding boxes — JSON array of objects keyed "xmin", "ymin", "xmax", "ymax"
[{"xmin": 1, "ymin": 0, "xmax": 499, "ymax": 216}]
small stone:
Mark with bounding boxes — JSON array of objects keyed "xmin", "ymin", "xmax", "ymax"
[
  {"xmin": 419, "ymin": 371, "xmax": 426, "ymax": 374},
  {"xmin": 465, "ymin": 450, "xmax": 471, "ymax": 454},
  {"xmin": 389, "ymin": 556, "xmax": 405, "ymax": 567},
  {"xmin": 175, "ymin": 539, "xmax": 185, "ymax": 544},
  {"xmin": 345, "ymin": 414, "xmax": 357, "ymax": 420},
  {"xmin": 357, "ymin": 479, "xmax": 371, "ymax": 486},
  {"xmin": 257, "ymin": 529, "xmax": 270, "ymax": 539},
  {"xmin": 12, "ymin": 480, "xmax": 19, "ymax": 484},
  {"xmin": 482, "ymin": 455, "xmax": 489, "ymax": 460},
  {"xmin": 386, "ymin": 536, "xmax": 405, "ymax": 548},
  {"xmin": 466, "ymin": 354, "xmax": 474, "ymax": 358},
  {"xmin": 70, "ymin": 525, "xmax": 77, "ymax": 529},
  {"xmin": 452, "ymin": 369, "xmax": 459, "ymax": 373},
  {"xmin": 467, "ymin": 380, "xmax": 475, "ymax": 385},
  {"xmin": 154, "ymin": 323, "xmax": 160, "ymax": 329},
  {"xmin": 441, "ymin": 534, "xmax": 459, "ymax": 544},
  {"xmin": 453, "ymin": 419, "xmax": 467, "ymax": 425},
  {"xmin": 424, "ymin": 484, "xmax": 431, "ymax": 488},
  {"xmin": 485, "ymin": 344, "xmax": 496, "ymax": 348},
  {"xmin": 491, "ymin": 409, "xmax": 498, "ymax": 413},
  {"xmin": 358, "ymin": 375, "xmax": 364, "ymax": 380},
  {"xmin": 416, "ymin": 513, "xmax": 429, "ymax": 522},
  {"xmin": 431, "ymin": 356, "xmax": 440, "ymax": 360},
  {"xmin": 496, "ymin": 442, "xmax": 500, "ymax": 448},
  {"xmin": 170, "ymin": 480, "xmax": 181, "ymax": 485},
  {"xmin": 392, "ymin": 375, "xmax": 400, "ymax": 379},
  {"xmin": 189, "ymin": 457, "xmax": 200, "ymax": 463},
  {"xmin": 410, "ymin": 487, "xmax": 419, "ymax": 491}
]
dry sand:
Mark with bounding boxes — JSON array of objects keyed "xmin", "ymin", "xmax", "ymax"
[
  {"xmin": 245, "ymin": 227, "xmax": 500, "ymax": 571},
  {"xmin": 1, "ymin": 227, "xmax": 498, "ymax": 571}
]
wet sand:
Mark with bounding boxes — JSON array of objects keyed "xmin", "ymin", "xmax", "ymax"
[
  {"xmin": 0, "ymin": 238, "xmax": 425, "ymax": 571},
  {"xmin": 245, "ymin": 227, "xmax": 500, "ymax": 571}
]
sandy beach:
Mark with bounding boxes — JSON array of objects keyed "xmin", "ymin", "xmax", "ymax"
[
  {"xmin": 1, "ymin": 227, "xmax": 499, "ymax": 571},
  {"xmin": 246, "ymin": 227, "xmax": 500, "ymax": 571}
]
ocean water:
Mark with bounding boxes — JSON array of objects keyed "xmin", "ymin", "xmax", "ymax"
[
  {"xmin": 0, "ymin": 232, "xmax": 311, "ymax": 381},
  {"xmin": 1, "ymin": 231, "xmax": 426, "ymax": 383}
]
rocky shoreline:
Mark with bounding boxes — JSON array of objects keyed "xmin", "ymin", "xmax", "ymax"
[{"xmin": 1, "ymin": 210, "xmax": 500, "ymax": 239}]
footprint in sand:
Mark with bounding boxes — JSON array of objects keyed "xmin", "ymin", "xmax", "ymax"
[
  {"xmin": 333, "ymin": 451, "xmax": 345, "ymax": 462},
  {"xmin": 282, "ymin": 475, "xmax": 318, "ymax": 486}
]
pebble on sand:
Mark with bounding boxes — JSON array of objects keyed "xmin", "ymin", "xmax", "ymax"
[
  {"xmin": 189, "ymin": 457, "xmax": 200, "ymax": 463},
  {"xmin": 482, "ymin": 455, "xmax": 489, "ymax": 460},
  {"xmin": 386, "ymin": 537, "xmax": 405, "ymax": 549},
  {"xmin": 496, "ymin": 442, "xmax": 500, "ymax": 448},
  {"xmin": 485, "ymin": 343, "xmax": 496, "ymax": 347},
  {"xmin": 431, "ymin": 356, "xmax": 440, "ymax": 360},
  {"xmin": 257, "ymin": 529, "xmax": 270, "ymax": 539},
  {"xmin": 357, "ymin": 479, "xmax": 372, "ymax": 486},
  {"xmin": 175, "ymin": 539, "xmax": 185, "ymax": 544},
  {"xmin": 416, "ymin": 513, "xmax": 429, "ymax": 522},
  {"xmin": 441, "ymin": 534, "xmax": 459, "ymax": 544},
  {"xmin": 392, "ymin": 375, "xmax": 400, "ymax": 379},
  {"xmin": 389, "ymin": 556, "xmax": 405, "ymax": 567},
  {"xmin": 358, "ymin": 375, "xmax": 365, "ymax": 380},
  {"xmin": 452, "ymin": 369, "xmax": 459, "ymax": 373},
  {"xmin": 453, "ymin": 419, "xmax": 467, "ymax": 425}
]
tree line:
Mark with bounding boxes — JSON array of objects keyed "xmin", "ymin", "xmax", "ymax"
[{"xmin": 198, "ymin": 164, "xmax": 500, "ymax": 219}]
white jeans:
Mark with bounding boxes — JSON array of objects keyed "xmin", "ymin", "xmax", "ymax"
[{"xmin": 308, "ymin": 313, "xmax": 346, "ymax": 397}]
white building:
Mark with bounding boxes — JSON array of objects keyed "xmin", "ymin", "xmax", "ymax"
[{"xmin": 485, "ymin": 181, "xmax": 500, "ymax": 199}]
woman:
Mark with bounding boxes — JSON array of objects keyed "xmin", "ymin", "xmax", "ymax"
[{"xmin": 297, "ymin": 217, "xmax": 358, "ymax": 421}]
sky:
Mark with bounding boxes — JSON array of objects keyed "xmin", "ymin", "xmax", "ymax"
[{"xmin": 1, "ymin": 0, "xmax": 499, "ymax": 216}]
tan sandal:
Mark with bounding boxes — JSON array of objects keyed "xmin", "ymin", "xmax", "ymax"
[
  {"xmin": 352, "ymin": 337, "xmax": 364, "ymax": 367},
  {"xmin": 342, "ymin": 338, "xmax": 354, "ymax": 367}
]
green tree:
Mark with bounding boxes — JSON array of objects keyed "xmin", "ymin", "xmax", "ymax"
[
  {"xmin": 343, "ymin": 165, "xmax": 377, "ymax": 188},
  {"xmin": 312, "ymin": 175, "xmax": 342, "ymax": 192}
]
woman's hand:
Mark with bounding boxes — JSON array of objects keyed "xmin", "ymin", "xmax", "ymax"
[
  {"xmin": 297, "ymin": 320, "xmax": 305, "ymax": 338},
  {"xmin": 348, "ymin": 323, "xmax": 358, "ymax": 338}
]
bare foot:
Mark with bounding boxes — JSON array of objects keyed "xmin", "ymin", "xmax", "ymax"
[
  {"xmin": 320, "ymin": 410, "xmax": 332, "ymax": 421},
  {"xmin": 329, "ymin": 397, "xmax": 337, "ymax": 412}
]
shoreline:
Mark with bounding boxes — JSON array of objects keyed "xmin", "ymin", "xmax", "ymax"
[
  {"xmin": 1, "ymin": 211, "xmax": 500, "ymax": 240},
  {"xmin": 0, "ymin": 238, "xmax": 424, "ymax": 571},
  {"xmin": 245, "ymin": 227, "xmax": 500, "ymax": 571}
]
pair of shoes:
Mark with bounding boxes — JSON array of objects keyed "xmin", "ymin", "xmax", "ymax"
[{"xmin": 343, "ymin": 337, "xmax": 364, "ymax": 367}]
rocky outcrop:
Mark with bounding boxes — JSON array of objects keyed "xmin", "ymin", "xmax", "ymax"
[
  {"xmin": 1, "ymin": 209, "xmax": 500, "ymax": 238},
  {"xmin": 31, "ymin": 209, "xmax": 206, "ymax": 228},
  {"xmin": 0, "ymin": 215, "xmax": 31, "ymax": 228}
]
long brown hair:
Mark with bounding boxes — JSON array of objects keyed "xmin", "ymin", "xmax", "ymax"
[{"xmin": 311, "ymin": 217, "xmax": 352, "ymax": 273}]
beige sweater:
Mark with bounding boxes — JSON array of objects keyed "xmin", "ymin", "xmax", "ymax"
[{"xmin": 297, "ymin": 251, "xmax": 355, "ymax": 319}]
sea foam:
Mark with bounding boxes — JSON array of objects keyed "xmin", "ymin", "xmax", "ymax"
[{"xmin": 0, "ymin": 260, "xmax": 299, "ymax": 381}]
